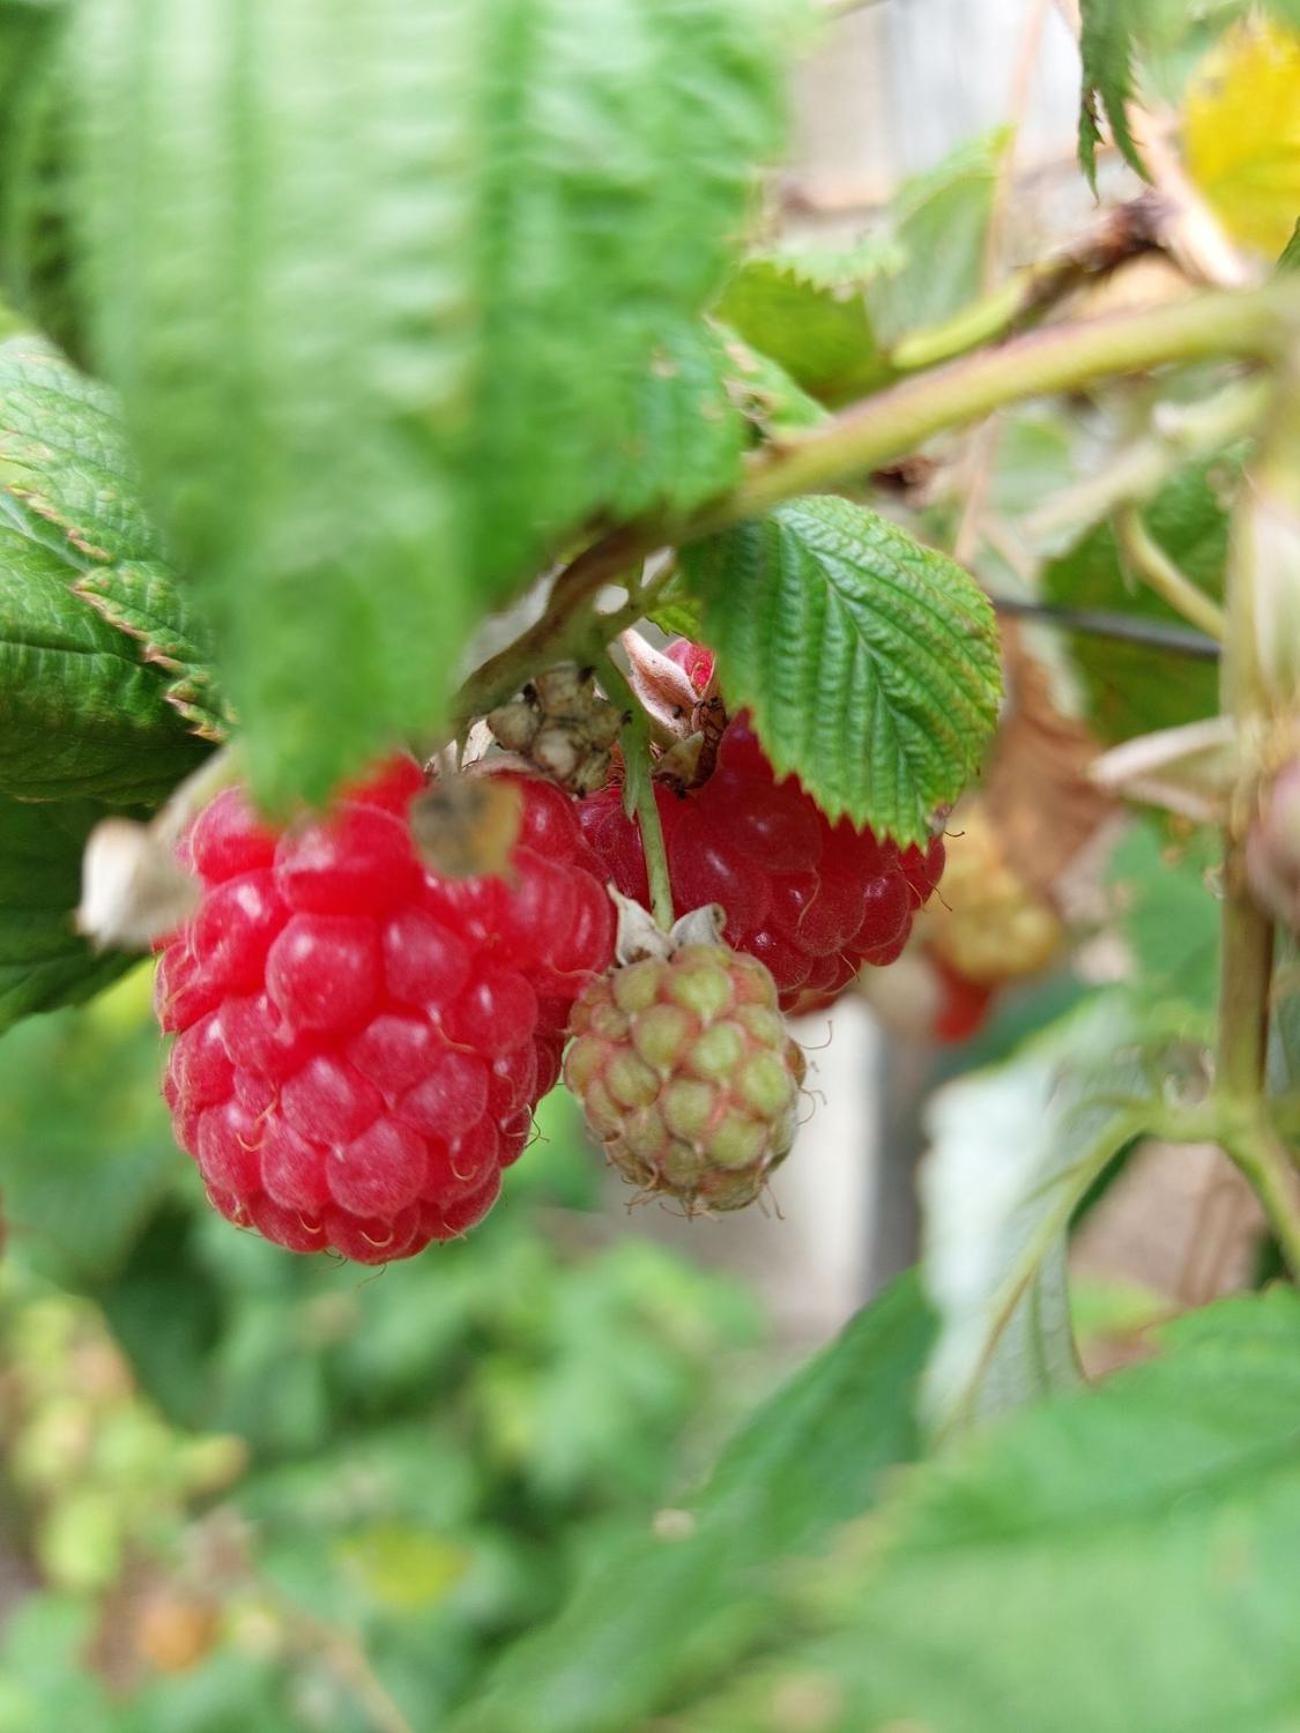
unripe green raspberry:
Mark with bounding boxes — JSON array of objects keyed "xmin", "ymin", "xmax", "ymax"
[{"xmin": 564, "ymin": 913, "xmax": 804, "ymax": 1213}]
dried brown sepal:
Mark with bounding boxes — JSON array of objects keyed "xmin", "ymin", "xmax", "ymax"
[
  {"xmin": 486, "ymin": 661, "xmax": 625, "ymax": 795},
  {"xmin": 408, "ymin": 774, "xmax": 524, "ymax": 881}
]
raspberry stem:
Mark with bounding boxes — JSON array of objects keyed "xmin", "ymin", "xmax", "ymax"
[
  {"xmin": 1216, "ymin": 1108, "xmax": 1300, "ymax": 1279},
  {"xmin": 1210, "ymin": 352, "xmax": 1300, "ymax": 1272},
  {"xmin": 595, "ymin": 652, "xmax": 675, "ymax": 930},
  {"xmin": 450, "ymin": 279, "xmax": 1297, "ymax": 744}
]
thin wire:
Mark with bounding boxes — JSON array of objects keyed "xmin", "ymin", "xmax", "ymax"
[{"xmin": 990, "ymin": 596, "xmax": 1221, "ymax": 660}]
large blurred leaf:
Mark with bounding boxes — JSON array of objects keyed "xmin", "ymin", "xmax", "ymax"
[
  {"xmin": 0, "ymin": 1, "xmax": 78, "ymax": 358},
  {"xmin": 920, "ymin": 995, "xmax": 1149, "ymax": 1439},
  {"xmin": 675, "ymin": 1289, "xmax": 1300, "ymax": 1731},
  {"xmin": 0, "ymin": 336, "xmax": 218, "ymax": 799},
  {"xmin": 1106, "ymin": 818, "xmax": 1221, "ymax": 1023},
  {"xmin": 0, "ymin": 970, "xmax": 176, "ymax": 1283},
  {"xmin": 605, "ymin": 323, "xmax": 749, "ymax": 521},
  {"xmin": 67, "ymin": 0, "xmax": 793, "ymax": 808},
  {"xmin": 868, "ymin": 130, "xmax": 1008, "ymax": 345},
  {"xmin": 456, "ymin": 1274, "xmax": 933, "ymax": 1733},
  {"xmin": 681, "ymin": 496, "xmax": 1001, "ymax": 842},
  {"xmin": 0, "ymin": 792, "xmax": 135, "ymax": 1033},
  {"xmin": 1040, "ymin": 460, "xmax": 1230, "ymax": 744}
]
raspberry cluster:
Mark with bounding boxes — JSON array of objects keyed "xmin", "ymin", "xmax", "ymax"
[
  {"xmin": 158, "ymin": 758, "xmax": 613, "ymax": 1262},
  {"xmin": 565, "ymin": 931, "xmax": 804, "ymax": 1212},
  {"xmin": 578, "ymin": 655, "xmax": 945, "ymax": 1016}
]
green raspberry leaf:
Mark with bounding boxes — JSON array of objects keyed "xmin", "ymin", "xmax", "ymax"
[
  {"xmin": 0, "ymin": 335, "xmax": 218, "ymax": 801},
  {"xmin": 0, "ymin": 792, "xmax": 136, "ymax": 1030},
  {"xmin": 455, "ymin": 1274, "xmax": 932, "ymax": 1733},
  {"xmin": 869, "ymin": 129, "xmax": 1009, "ymax": 346},
  {"xmin": 606, "ymin": 322, "xmax": 749, "ymax": 522},
  {"xmin": 66, "ymin": 0, "xmax": 795, "ymax": 809},
  {"xmin": 1040, "ymin": 459, "xmax": 1230, "ymax": 745},
  {"xmin": 714, "ymin": 251, "xmax": 895, "ymax": 407},
  {"xmin": 1078, "ymin": 0, "xmax": 1151, "ymax": 188},
  {"xmin": 714, "ymin": 133, "xmax": 1006, "ymax": 402},
  {"xmin": 671, "ymin": 1289, "xmax": 1300, "ymax": 1732},
  {"xmin": 920, "ymin": 995, "xmax": 1150, "ymax": 1441},
  {"xmin": 681, "ymin": 496, "xmax": 1001, "ymax": 844},
  {"xmin": 646, "ymin": 575, "xmax": 706, "ymax": 643},
  {"xmin": 715, "ymin": 327, "xmax": 828, "ymax": 439}
]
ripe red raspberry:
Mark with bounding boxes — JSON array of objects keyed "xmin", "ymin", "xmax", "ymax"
[
  {"xmin": 930, "ymin": 957, "xmax": 996, "ymax": 1044},
  {"xmin": 578, "ymin": 647, "xmax": 945, "ymax": 1016},
  {"xmin": 157, "ymin": 758, "xmax": 614, "ymax": 1262},
  {"xmin": 564, "ymin": 919, "xmax": 804, "ymax": 1212}
]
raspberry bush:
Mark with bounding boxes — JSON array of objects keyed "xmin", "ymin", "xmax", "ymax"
[
  {"xmin": 2, "ymin": 0, "xmax": 1299, "ymax": 1726},
  {"xmin": 158, "ymin": 759, "xmax": 613, "ymax": 1261}
]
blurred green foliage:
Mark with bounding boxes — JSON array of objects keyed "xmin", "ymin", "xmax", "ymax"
[
  {"xmin": 0, "ymin": 968, "xmax": 761, "ymax": 1729},
  {"xmin": 1040, "ymin": 459, "xmax": 1232, "ymax": 744}
]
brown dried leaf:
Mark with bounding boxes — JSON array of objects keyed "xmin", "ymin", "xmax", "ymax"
[{"xmin": 979, "ymin": 623, "xmax": 1115, "ymax": 895}]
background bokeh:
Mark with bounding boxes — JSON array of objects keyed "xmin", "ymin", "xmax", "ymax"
[{"xmin": 0, "ymin": 965, "xmax": 766, "ymax": 1729}]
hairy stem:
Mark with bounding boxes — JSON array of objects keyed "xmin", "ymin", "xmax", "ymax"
[
  {"xmin": 453, "ymin": 540, "xmax": 668, "ymax": 732},
  {"xmin": 1217, "ymin": 890, "xmax": 1275, "ymax": 1103},
  {"xmin": 453, "ymin": 279, "xmax": 1297, "ymax": 729},
  {"xmin": 1215, "ymin": 351, "xmax": 1283, "ymax": 1105},
  {"xmin": 1115, "ymin": 505, "xmax": 1227, "ymax": 640},
  {"xmin": 892, "ymin": 197, "xmax": 1161, "ymax": 374},
  {"xmin": 724, "ymin": 281, "xmax": 1293, "ymax": 522}
]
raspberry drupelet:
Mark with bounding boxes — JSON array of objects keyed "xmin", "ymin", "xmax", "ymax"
[{"xmin": 158, "ymin": 758, "xmax": 613, "ymax": 1262}]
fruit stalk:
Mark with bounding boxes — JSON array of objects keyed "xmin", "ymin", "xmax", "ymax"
[
  {"xmin": 594, "ymin": 652, "xmax": 676, "ymax": 931},
  {"xmin": 1212, "ymin": 348, "xmax": 1300, "ymax": 1270}
]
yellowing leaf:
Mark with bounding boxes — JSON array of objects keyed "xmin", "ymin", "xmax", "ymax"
[{"xmin": 1184, "ymin": 18, "xmax": 1300, "ymax": 256}]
